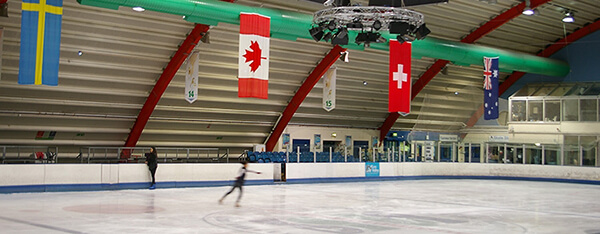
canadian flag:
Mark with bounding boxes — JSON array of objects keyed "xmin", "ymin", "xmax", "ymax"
[
  {"xmin": 389, "ymin": 40, "xmax": 412, "ymax": 114},
  {"xmin": 238, "ymin": 13, "xmax": 270, "ymax": 99}
]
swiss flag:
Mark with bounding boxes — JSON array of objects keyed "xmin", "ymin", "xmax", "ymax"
[
  {"xmin": 389, "ymin": 40, "xmax": 412, "ymax": 114},
  {"xmin": 238, "ymin": 13, "xmax": 270, "ymax": 99}
]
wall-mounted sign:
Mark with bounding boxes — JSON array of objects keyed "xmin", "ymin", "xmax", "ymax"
[
  {"xmin": 439, "ymin": 134, "xmax": 458, "ymax": 142},
  {"xmin": 283, "ymin": 133, "xmax": 290, "ymax": 148},
  {"xmin": 365, "ymin": 162, "xmax": 380, "ymax": 177},
  {"xmin": 314, "ymin": 134, "xmax": 321, "ymax": 150},
  {"xmin": 489, "ymin": 135, "xmax": 509, "ymax": 142}
]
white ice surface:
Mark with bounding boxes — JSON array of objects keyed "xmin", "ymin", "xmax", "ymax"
[{"xmin": 0, "ymin": 180, "xmax": 599, "ymax": 233}]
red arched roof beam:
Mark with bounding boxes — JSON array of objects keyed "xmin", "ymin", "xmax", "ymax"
[
  {"xmin": 265, "ymin": 45, "xmax": 347, "ymax": 152},
  {"xmin": 124, "ymin": 0, "xmax": 236, "ymax": 149},
  {"xmin": 378, "ymin": 0, "xmax": 551, "ymax": 141},
  {"xmin": 466, "ymin": 19, "xmax": 600, "ymax": 127}
]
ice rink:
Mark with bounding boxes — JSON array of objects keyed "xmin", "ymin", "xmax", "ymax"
[{"xmin": 0, "ymin": 179, "xmax": 599, "ymax": 233}]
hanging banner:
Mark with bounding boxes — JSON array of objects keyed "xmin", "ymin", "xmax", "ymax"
[
  {"xmin": 185, "ymin": 51, "xmax": 199, "ymax": 104},
  {"xmin": 238, "ymin": 13, "xmax": 270, "ymax": 99},
  {"xmin": 483, "ymin": 56, "xmax": 499, "ymax": 120},
  {"xmin": 322, "ymin": 66, "xmax": 336, "ymax": 112},
  {"xmin": 18, "ymin": 0, "xmax": 63, "ymax": 86},
  {"xmin": 282, "ymin": 133, "xmax": 290, "ymax": 149},
  {"xmin": 314, "ymin": 134, "xmax": 321, "ymax": 150},
  {"xmin": 389, "ymin": 40, "xmax": 412, "ymax": 114}
]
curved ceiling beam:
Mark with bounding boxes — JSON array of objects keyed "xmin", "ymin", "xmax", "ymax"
[
  {"xmin": 124, "ymin": 24, "xmax": 210, "ymax": 148},
  {"xmin": 124, "ymin": 0, "xmax": 237, "ymax": 148},
  {"xmin": 466, "ymin": 19, "xmax": 600, "ymax": 128},
  {"xmin": 265, "ymin": 45, "xmax": 346, "ymax": 152},
  {"xmin": 378, "ymin": 0, "xmax": 551, "ymax": 140},
  {"xmin": 76, "ymin": 0, "xmax": 568, "ymax": 77}
]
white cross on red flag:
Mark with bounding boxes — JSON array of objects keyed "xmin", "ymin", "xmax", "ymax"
[
  {"xmin": 389, "ymin": 40, "xmax": 412, "ymax": 114},
  {"xmin": 238, "ymin": 13, "xmax": 270, "ymax": 99}
]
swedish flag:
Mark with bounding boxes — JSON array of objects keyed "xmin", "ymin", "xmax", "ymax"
[{"xmin": 18, "ymin": 0, "xmax": 63, "ymax": 86}]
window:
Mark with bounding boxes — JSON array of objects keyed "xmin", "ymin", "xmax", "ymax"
[
  {"xmin": 544, "ymin": 100, "xmax": 560, "ymax": 122},
  {"xmin": 544, "ymin": 145, "xmax": 560, "ymax": 165},
  {"xmin": 562, "ymin": 99, "xmax": 579, "ymax": 121},
  {"xmin": 511, "ymin": 100, "xmax": 526, "ymax": 121},
  {"xmin": 580, "ymin": 99, "xmax": 597, "ymax": 121},
  {"xmin": 581, "ymin": 136, "xmax": 597, "ymax": 167},
  {"xmin": 564, "ymin": 136, "xmax": 579, "ymax": 166},
  {"xmin": 528, "ymin": 100, "xmax": 543, "ymax": 121}
]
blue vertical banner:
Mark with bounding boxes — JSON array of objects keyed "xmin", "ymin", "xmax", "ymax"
[
  {"xmin": 19, "ymin": 0, "xmax": 63, "ymax": 86},
  {"xmin": 314, "ymin": 134, "xmax": 321, "ymax": 150},
  {"xmin": 483, "ymin": 56, "xmax": 499, "ymax": 120},
  {"xmin": 365, "ymin": 162, "xmax": 380, "ymax": 177}
]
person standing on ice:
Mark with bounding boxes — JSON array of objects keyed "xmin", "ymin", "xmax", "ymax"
[
  {"xmin": 145, "ymin": 147, "xmax": 158, "ymax": 189},
  {"xmin": 219, "ymin": 161, "xmax": 261, "ymax": 207}
]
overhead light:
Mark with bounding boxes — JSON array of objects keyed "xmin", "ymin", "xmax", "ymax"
[
  {"xmin": 327, "ymin": 20, "xmax": 337, "ymax": 30},
  {"xmin": 562, "ymin": 11, "xmax": 574, "ymax": 23},
  {"xmin": 454, "ymin": 91, "xmax": 459, "ymax": 95},
  {"xmin": 535, "ymin": 143, "xmax": 541, "ymax": 146},
  {"xmin": 331, "ymin": 28, "xmax": 349, "ymax": 45},
  {"xmin": 414, "ymin": 23, "xmax": 430, "ymax": 40},
  {"xmin": 311, "ymin": 5, "xmax": 429, "ymax": 46},
  {"xmin": 355, "ymin": 32, "xmax": 368, "ymax": 45},
  {"xmin": 309, "ymin": 26, "xmax": 325, "ymax": 42},
  {"xmin": 372, "ymin": 20, "xmax": 382, "ymax": 31},
  {"xmin": 77, "ymin": 51, "xmax": 83, "ymax": 56},
  {"xmin": 322, "ymin": 32, "xmax": 333, "ymax": 42},
  {"xmin": 392, "ymin": 132, "xmax": 398, "ymax": 137},
  {"xmin": 389, "ymin": 21, "xmax": 411, "ymax": 35},
  {"xmin": 522, "ymin": 0, "xmax": 534, "ymax": 16},
  {"xmin": 331, "ymin": 132, "xmax": 337, "ymax": 137},
  {"xmin": 132, "ymin": 6, "xmax": 145, "ymax": 12},
  {"xmin": 363, "ymin": 81, "xmax": 368, "ymax": 86},
  {"xmin": 522, "ymin": 8, "xmax": 534, "ymax": 15},
  {"xmin": 346, "ymin": 20, "xmax": 363, "ymax": 30}
]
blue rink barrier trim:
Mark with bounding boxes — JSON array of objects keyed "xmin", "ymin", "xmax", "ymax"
[
  {"xmin": 285, "ymin": 175, "xmax": 600, "ymax": 185},
  {"xmin": 0, "ymin": 176, "xmax": 598, "ymax": 193}
]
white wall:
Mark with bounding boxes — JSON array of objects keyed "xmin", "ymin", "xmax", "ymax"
[
  {"xmin": 286, "ymin": 163, "xmax": 365, "ymax": 179},
  {"xmin": 275, "ymin": 126, "xmax": 379, "ymax": 152}
]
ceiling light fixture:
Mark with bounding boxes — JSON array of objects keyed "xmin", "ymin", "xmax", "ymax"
[
  {"xmin": 562, "ymin": 11, "xmax": 574, "ymax": 23},
  {"xmin": 522, "ymin": 0, "xmax": 534, "ymax": 16},
  {"xmin": 309, "ymin": 2, "xmax": 429, "ymax": 46},
  {"xmin": 132, "ymin": 6, "xmax": 145, "ymax": 12}
]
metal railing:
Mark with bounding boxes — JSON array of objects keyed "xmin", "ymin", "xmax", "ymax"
[
  {"xmin": 80, "ymin": 147, "xmax": 227, "ymax": 164},
  {"xmin": 1, "ymin": 146, "xmax": 58, "ymax": 164}
]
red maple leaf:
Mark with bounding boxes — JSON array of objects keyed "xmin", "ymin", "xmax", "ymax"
[{"xmin": 243, "ymin": 41, "xmax": 266, "ymax": 72}]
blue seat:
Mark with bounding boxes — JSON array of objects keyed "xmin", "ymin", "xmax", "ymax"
[
  {"xmin": 249, "ymin": 155, "xmax": 256, "ymax": 162},
  {"xmin": 258, "ymin": 158, "xmax": 264, "ymax": 163}
]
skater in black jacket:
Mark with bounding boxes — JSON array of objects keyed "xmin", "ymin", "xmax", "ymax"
[
  {"xmin": 145, "ymin": 147, "xmax": 158, "ymax": 189},
  {"xmin": 219, "ymin": 161, "xmax": 261, "ymax": 207}
]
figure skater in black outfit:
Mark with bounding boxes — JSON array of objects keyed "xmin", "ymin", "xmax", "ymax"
[
  {"xmin": 219, "ymin": 161, "xmax": 261, "ymax": 207},
  {"xmin": 145, "ymin": 147, "xmax": 158, "ymax": 189}
]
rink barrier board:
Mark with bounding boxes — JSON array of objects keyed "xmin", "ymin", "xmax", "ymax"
[{"xmin": 0, "ymin": 163, "xmax": 599, "ymax": 193}]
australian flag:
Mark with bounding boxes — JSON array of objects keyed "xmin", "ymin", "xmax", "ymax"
[{"xmin": 483, "ymin": 57, "xmax": 499, "ymax": 120}]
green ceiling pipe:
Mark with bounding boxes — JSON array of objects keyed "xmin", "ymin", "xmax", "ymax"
[{"xmin": 77, "ymin": 0, "xmax": 570, "ymax": 77}]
